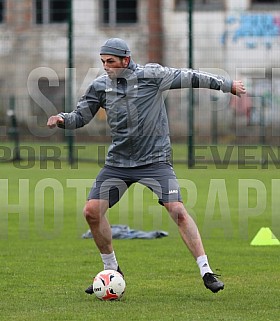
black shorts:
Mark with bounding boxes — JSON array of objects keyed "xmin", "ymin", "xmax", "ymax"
[{"xmin": 88, "ymin": 162, "xmax": 183, "ymax": 207}]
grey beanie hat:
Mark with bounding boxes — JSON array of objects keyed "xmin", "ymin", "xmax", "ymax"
[{"xmin": 100, "ymin": 38, "xmax": 131, "ymax": 57}]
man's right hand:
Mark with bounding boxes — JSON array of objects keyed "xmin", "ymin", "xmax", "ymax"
[
  {"xmin": 231, "ymin": 80, "xmax": 246, "ymax": 97},
  {"xmin": 47, "ymin": 115, "xmax": 64, "ymax": 129}
]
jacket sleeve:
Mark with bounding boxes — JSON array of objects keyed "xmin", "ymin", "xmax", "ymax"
[
  {"xmin": 146, "ymin": 64, "xmax": 232, "ymax": 93},
  {"xmin": 171, "ymin": 68, "xmax": 233, "ymax": 92},
  {"xmin": 58, "ymin": 84, "xmax": 101, "ymax": 130}
]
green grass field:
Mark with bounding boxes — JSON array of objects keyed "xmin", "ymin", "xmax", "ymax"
[{"xmin": 1, "ymin": 145, "xmax": 280, "ymax": 321}]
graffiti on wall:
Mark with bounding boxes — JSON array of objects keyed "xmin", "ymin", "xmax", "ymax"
[{"xmin": 221, "ymin": 14, "xmax": 280, "ymax": 49}]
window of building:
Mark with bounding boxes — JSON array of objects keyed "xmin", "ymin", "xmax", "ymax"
[
  {"xmin": 34, "ymin": 0, "xmax": 68, "ymax": 24},
  {"xmin": 0, "ymin": 0, "xmax": 4, "ymax": 23},
  {"xmin": 102, "ymin": 0, "xmax": 138, "ymax": 25},
  {"xmin": 252, "ymin": 0, "xmax": 280, "ymax": 2},
  {"xmin": 175, "ymin": 0, "xmax": 225, "ymax": 11},
  {"xmin": 251, "ymin": 0, "xmax": 280, "ymax": 9}
]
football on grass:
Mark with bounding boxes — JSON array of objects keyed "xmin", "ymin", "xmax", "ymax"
[{"xmin": 93, "ymin": 269, "xmax": 126, "ymax": 300}]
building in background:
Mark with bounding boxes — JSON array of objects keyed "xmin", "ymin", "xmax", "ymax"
[{"xmin": 0, "ymin": 0, "xmax": 280, "ymax": 144}]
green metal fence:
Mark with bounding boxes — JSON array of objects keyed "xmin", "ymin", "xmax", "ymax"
[{"xmin": 1, "ymin": 0, "xmax": 280, "ymax": 165}]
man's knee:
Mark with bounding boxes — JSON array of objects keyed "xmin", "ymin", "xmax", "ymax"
[
  {"xmin": 83, "ymin": 202, "xmax": 97, "ymax": 224},
  {"xmin": 84, "ymin": 201, "xmax": 100, "ymax": 224},
  {"xmin": 164, "ymin": 202, "xmax": 188, "ymax": 224},
  {"xmin": 83, "ymin": 199, "xmax": 107, "ymax": 224},
  {"xmin": 165, "ymin": 201, "xmax": 184, "ymax": 214}
]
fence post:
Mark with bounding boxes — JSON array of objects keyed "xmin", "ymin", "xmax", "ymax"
[
  {"xmin": 187, "ymin": 0, "xmax": 194, "ymax": 168},
  {"xmin": 66, "ymin": 0, "xmax": 74, "ymax": 165},
  {"xmin": 7, "ymin": 95, "xmax": 20, "ymax": 161}
]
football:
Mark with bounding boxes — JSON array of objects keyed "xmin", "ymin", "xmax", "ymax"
[{"xmin": 93, "ymin": 269, "xmax": 126, "ymax": 300}]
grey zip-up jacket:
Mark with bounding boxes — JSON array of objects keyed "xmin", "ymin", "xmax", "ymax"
[{"xmin": 59, "ymin": 60, "xmax": 232, "ymax": 167}]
